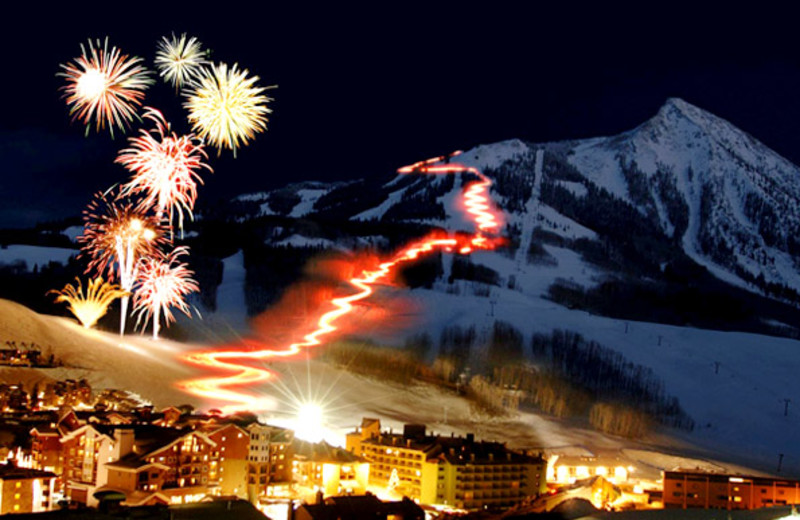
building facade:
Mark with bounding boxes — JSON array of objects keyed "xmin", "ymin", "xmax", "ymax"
[
  {"xmin": 347, "ymin": 419, "xmax": 546, "ymax": 509},
  {"xmin": 204, "ymin": 423, "xmax": 250, "ymax": 498},
  {"xmin": 664, "ymin": 470, "xmax": 800, "ymax": 509},
  {"xmin": 246, "ymin": 423, "xmax": 293, "ymax": 502},
  {"xmin": 0, "ymin": 463, "xmax": 56, "ymax": 514}
]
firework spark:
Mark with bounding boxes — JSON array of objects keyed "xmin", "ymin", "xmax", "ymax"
[
  {"xmin": 117, "ymin": 107, "xmax": 211, "ymax": 235},
  {"xmin": 154, "ymin": 33, "xmax": 209, "ymax": 90},
  {"xmin": 59, "ymin": 38, "xmax": 153, "ymax": 136},
  {"xmin": 184, "ymin": 62, "xmax": 273, "ymax": 156},
  {"xmin": 49, "ymin": 277, "xmax": 128, "ymax": 329},
  {"xmin": 133, "ymin": 247, "xmax": 199, "ymax": 340},
  {"xmin": 79, "ymin": 191, "xmax": 167, "ymax": 334}
]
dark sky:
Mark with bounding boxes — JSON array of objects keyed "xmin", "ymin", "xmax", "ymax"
[{"xmin": 1, "ymin": 3, "xmax": 799, "ymax": 228}]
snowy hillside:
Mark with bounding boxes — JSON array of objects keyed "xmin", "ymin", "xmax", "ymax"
[
  {"xmin": 0, "ymin": 244, "xmax": 77, "ymax": 271},
  {"xmin": 0, "ymin": 297, "xmax": 766, "ymax": 480},
  {"xmin": 5, "ymin": 98, "xmax": 800, "ymax": 478},
  {"xmin": 231, "ymin": 99, "xmax": 800, "ymax": 300},
  {"xmin": 566, "ymin": 98, "xmax": 800, "ymax": 294},
  {"xmin": 196, "ymin": 99, "xmax": 800, "ymax": 475}
]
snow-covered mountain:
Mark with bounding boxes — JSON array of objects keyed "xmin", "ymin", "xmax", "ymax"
[
  {"xmin": 228, "ymin": 98, "xmax": 800, "ymax": 302},
  {"xmin": 184, "ymin": 99, "xmax": 800, "ymax": 474},
  {"xmin": 566, "ymin": 98, "xmax": 800, "ymax": 293},
  {"xmin": 7, "ymin": 98, "xmax": 800, "ymax": 475}
]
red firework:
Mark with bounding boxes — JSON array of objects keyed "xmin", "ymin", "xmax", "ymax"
[
  {"xmin": 133, "ymin": 246, "xmax": 199, "ymax": 339},
  {"xmin": 79, "ymin": 191, "xmax": 167, "ymax": 281},
  {"xmin": 79, "ymin": 191, "xmax": 169, "ymax": 334},
  {"xmin": 117, "ymin": 107, "xmax": 211, "ymax": 234},
  {"xmin": 59, "ymin": 38, "xmax": 153, "ymax": 136}
]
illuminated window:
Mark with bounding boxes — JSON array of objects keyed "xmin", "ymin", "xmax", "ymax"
[
  {"xmin": 13, "ymin": 505, "xmax": 19, "ymax": 512},
  {"xmin": 15, "ymin": 493, "xmax": 21, "ymax": 499},
  {"xmin": 15, "ymin": 482, "xmax": 21, "ymax": 488}
]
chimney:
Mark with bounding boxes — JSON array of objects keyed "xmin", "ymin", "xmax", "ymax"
[
  {"xmin": 466, "ymin": 433, "xmax": 474, "ymax": 444},
  {"xmin": 113, "ymin": 429, "xmax": 135, "ymax": 459}
]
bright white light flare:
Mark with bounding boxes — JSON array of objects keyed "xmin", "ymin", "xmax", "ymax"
[{"xmin": 294, "ymin": 401, "xmax": 326, "ymax": 442}]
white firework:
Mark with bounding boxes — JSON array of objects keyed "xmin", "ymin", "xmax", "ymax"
[{"xmin": 154, "ymin": 33, "xmax": 209, "ymax": 90}]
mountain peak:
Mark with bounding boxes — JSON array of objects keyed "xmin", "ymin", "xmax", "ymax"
[{"xmin": 649, "ymin": 97, "xmax": 710, "ymax": 129}]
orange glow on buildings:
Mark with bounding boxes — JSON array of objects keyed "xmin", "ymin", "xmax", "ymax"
[{"xmin": 178, "ymin": 153, "xmax": 505, "ymax": 414}]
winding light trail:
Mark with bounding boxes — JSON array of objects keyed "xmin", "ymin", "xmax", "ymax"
[{"xmin": 177, "ymin": 152, "xmax": 506, "ymax": 414}]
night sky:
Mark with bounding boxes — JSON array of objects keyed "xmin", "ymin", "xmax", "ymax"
[{"xmin": 1, "ymin": 4, "xmax": 799, "ymax": 229}]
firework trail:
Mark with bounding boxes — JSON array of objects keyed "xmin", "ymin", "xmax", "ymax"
[
  {"xmin": 133, "ymin": 246, "xmax": 198, "ymax": 340},
  {"xmin": 155, "ymin": 33, "xmax": 209, "ymax": 90},
  {"xmin": 178, "ymin": 154, "xmax": 505, "ymax": 414},
  {"xmin": 117, "ymin": 107, "xmax": 211, "ymax": 236},
  {"xmin": 79, "ymin": 191, "xmax": 168, "ymax": 335},
  {"xmin": 49, "ymin": 277, "xmax": 128, "ymax": 329},
  {"xmin": 59, "ymin": 38, "xmax": 153, "ymax": 136},
  {"xmin": 184, "ymin": 62, "xmax": 273, "ymax": 157}
]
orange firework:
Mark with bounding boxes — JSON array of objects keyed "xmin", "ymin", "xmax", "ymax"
[
  {"xmin": 49, "ymin": 277, "xmax": 128, "ymax": 329},
  {"xmin": 59, "ymin": 38, "xmax": 153, "ymax": 136},
  {"xmin": 177, "ymin": 154, "xmax": 505, "ymax": 414},
  {"xmin": 133, "ymin": 247, "xmax": 198, "ymax": 340},
  {"xmin": 79, "ymin": 191, "xmax": 168, "ymax": 334},
  {"xmin": 117, "ymin": 107, "xmax": 211, "ymax": 235}
]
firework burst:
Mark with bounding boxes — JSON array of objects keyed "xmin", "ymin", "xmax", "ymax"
[
  {"xmin": 79, "ymin": 191, "xmax": 168, "ymax": 334},
  {"xmin": 117, "ymin": 108, "xmax": 211, "ymax": 235},
  {"xmin": 184, "ymin": 62, "xmax": 273, "ymax": 157},
  {"xmin": 49, "ymin": 277, "xmax": 128, "ymax": 329},
  {"xmin": 154, "ymin": 33, "xmax": 209, "ymax": 90},
  {"xmin": 133, "ymin": 247, "xmax": 199, "ymax": 339},
  {"xmin": 59, "ymin": 38, "xmax": 153, "ymax": 136}
]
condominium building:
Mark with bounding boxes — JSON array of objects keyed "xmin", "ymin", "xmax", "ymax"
[
  {"xmin": 0, "ymin": 463, "xmax": 56, "ymax": 514},
  {"xmin": 347, "ymin": 419, "xmax": 546, "ymax": 509},
  {"xmin": 246, "ymin": 423, "xmax": 293, "ymax": 501},
  {"xmin": 664, "ymin": 470, "xmax": 800, "ymax": 510}
]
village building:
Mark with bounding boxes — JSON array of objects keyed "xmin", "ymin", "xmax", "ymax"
[
  {"xmin": 202, "ymin": 422, "xmax": 250, "ymax": 498},
  {"xmin": 59, "ymin": 422, "xmax": 221, "ymax": 507},
  {"xmin": 0, "ymin": 462, "xmax": 56, "ymax": 514},
  {"xmin": 346, "ymin": 418, "xmax": 546, "ymax": 510},
  {"xmin": 663, "ymin": 470, "xmax": 800, "ymax": 510},
  {"xmin": 246, "ymin": 423, "xmax": 293, "ymax": 501},
  {"xmin": 548, "ymin": 453, "xmax": 631, "ymax": 485},
  {"xmin": 293, "ymin": 439, "xmax": 370, "ymax": 498}
]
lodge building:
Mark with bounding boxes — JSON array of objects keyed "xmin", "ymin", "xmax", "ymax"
[
  {"xmin": 346, "ymin": 418, "xmax": 546, "ymax": 510},
  {"xmin": 664, "ymin": 470, "xmax": 800, "ymax": 510}
]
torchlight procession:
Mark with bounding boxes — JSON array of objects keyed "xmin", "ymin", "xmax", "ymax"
[{"xmin": 177, "ymin": 153, "xmax": 506, "ymax": 414}]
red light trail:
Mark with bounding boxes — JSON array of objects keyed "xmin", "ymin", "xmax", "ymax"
[{"xmin": 177, "ymin": 152, "xmax": 505, "ymax": 414}]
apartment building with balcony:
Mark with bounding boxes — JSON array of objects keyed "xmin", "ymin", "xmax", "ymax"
[{"xmin": 346, "ymin": 419, "xmax": 546, "ymax": 510}]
